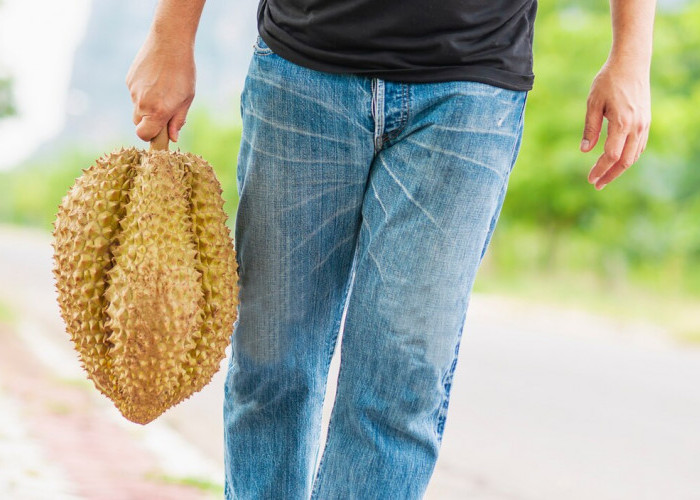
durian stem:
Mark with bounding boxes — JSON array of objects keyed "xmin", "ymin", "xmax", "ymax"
[{"xmin": 150, "ymin": 128, "xmax": 170, "ymax": 152}]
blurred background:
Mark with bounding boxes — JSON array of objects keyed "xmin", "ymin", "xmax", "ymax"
[{"xmin": 0, "ymin": 0, "xmax": 698, "ymax": 499}]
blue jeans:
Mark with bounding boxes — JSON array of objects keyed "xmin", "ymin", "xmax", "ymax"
[{"xmin": 223, "ymin": 35, "xmax": 528, "ymax": 499}]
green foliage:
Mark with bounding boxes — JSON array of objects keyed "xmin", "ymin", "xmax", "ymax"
[
  {"xmin": 0, "ymin": 77, "xmax": 15, "ymax": 118},
  {"xmin": 0, "ymin": 109, "xmax": 241, "ymax": 232},
  {"xmin": 0, "ymin": 298, "xmax": 16, "ymax": 324},
  {"xmin": 0, "ymin": 0, "xmax": 15, "ymax": 119},
  {"xmin": 0, "ymin": 148, "xmax": 96, "ymax": 230},
  {"xmin": 487, "ymin": 0, "xmax": 700, "ymax": 296},
  {"xmin": 143, "ymin": 471, "xmax": 224, "ymax": 495},
  {"xmin": 176, "ymin": 108, "xmax": 242, "ymax": 226}
]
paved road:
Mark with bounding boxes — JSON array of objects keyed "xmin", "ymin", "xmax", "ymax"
[{"xmin": 1, "ymin": 224, "xmax": 699, "ymax": 500}]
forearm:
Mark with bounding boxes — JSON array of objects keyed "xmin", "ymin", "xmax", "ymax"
[
  {"xmin": 607, "ymin": 0, "xmax": 657, "ymax": 72},
  {"xmin": 127, "ymin": 0, "xmax": 206, "ymax": 142},
  {"xmin": 150, "ymin": 0, "xmax": 207, "ymax": 47},
  {"xmin": 581, "ymin": 0, "xmax": 657, "ymax": 189}
]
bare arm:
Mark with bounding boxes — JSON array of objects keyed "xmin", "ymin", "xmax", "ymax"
[
  {"xmin": 126, "ymin": 0, "xmax": 206, "ymax": 143},
  {"xmin": 581, "ymin": 0, "xmax": 656, "ymax": 190}
]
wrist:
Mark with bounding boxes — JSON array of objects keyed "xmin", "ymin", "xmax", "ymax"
[
  {"xmin": 605, "ymin": 48, "xmax": 652, "ymax": 79},
  {"xmin": 150, "ymin": 23, "xmax": 196, "ymax": 51},
  {"xmin": 145, "ymin": 26, "xmax": 196, "ymax": 58}
]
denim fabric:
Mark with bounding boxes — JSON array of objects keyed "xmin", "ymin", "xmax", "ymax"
[{"xmin": 223, "ymin": 34, "xmax": 528, "ymax": 500}]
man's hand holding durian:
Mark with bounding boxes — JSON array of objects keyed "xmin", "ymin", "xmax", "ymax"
[{"xmin": 126, "ymin": 0, "xmax": 206, "ymax": 143}]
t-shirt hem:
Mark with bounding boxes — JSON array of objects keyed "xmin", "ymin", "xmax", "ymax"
[{"xmin": 259, "ymin": 31, "xmax": 534, "ymax": 92}]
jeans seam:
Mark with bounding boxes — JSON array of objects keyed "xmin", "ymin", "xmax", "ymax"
[
  {"xmin": 477, "ymin": 93, "xmax": 527, "ymax": 262},
  {"xmin": 371, "ymin": 78, "xmax": 385, "ymax": 154},
  {"xmin": 435, "ymin": 306, "xmax": 468, "ymax": 443},
  {"xmin": 311, "ymin": 236, "xmax": 359, "ymax": 500},
  {"xmin": 383, "ymin": 82, "xmax": 411, "ymax": 144},
  {"xmin": 436, "ymin": 93, "xmax": 527, "ymax": 443},
  {"xmin": 310, "ymin": 348, "xmax": 343, "ymax": 500},
  {"xmin": 507, "ymin": 93, "xmax": 528, "ymax": 172}
]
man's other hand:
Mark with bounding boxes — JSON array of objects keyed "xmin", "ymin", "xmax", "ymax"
[
  {"xmin": 126, "ymin": 33, "xmax": 196, "ymax": 144},
  {"xmin": 580, "ymin": 60, "xmax": 651, "ymax": 190}
]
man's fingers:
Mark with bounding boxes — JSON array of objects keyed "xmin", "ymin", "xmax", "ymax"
[
  {"xmin": 636, "ymin": 125, "xmax": 650, "ymax": 162},
  {"xmin": 131, "ymin": 89, "xmax": 173, "ymax": 136},
  {"xmin": 135, "ymin": 115, "xmax": 168, "ymax": 143},
  {"xmin": 132, "ymin": 94, "xmax": 193, "ymax": 142},
  {"xmin": 167, "ymin": 104, "xmax": 190, "ymax": 142},
  {"xmin": 132, "ymin": 108, "xmax": 142, "ymax": 126},
  {"xmin": 581, "ymin": 98, "xmax": 604, "ymax": 152},
  {"xmin": 634, "ymin": 137, "xmax": 645, "ymax": 164},
  {"xmin": 594, "ymin": 132, "xmax": 640, "ymax": 190},
  {"xmin": 588, "ymin": 119, "xmax": 626, "ymax": 183}
]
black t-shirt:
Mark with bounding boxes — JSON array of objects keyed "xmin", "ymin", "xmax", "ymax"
[{"xmin": 256, "ymin": 0, "xmax": 538, "ymax": 91}]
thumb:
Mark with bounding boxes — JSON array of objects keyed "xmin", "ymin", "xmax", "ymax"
[
  {"xmin": 581, "ymin": 99, "xmax": 603, "ymax": 152},
  {"xmin": 135, "ymin": 115, "xmax": 168, "ymax": 143},
  {"xmin": 167, "ymin": 105, "xmax": 190, "ymax": 143}
]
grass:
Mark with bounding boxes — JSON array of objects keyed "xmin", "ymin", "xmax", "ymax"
[
  {"xmin": 45, "ymin": 400, "xmax": 73, "ymax": 415},
  {"xmin": 0, "ymin": 298, "xmax": 16, "ymax": 324},
  {"xmin": 143, "ymin": 470, "xmax": 224, "ymax": 496},
  {"xmin": 50, "ymin": 375, "xmax": 93, "ymax": 391}
]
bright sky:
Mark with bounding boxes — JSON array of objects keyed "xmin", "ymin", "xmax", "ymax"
[{"xmin": 0, "ymin": 0, "xmax": 91, "ymax": 170}]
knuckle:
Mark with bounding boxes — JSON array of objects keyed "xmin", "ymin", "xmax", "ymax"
[
  {"xmin": 615, "ymin": 117, "xmax": 629, "ymax": 130},
  {"xmin": 151, "ymin": 105, "xmax": 168, "ymax": 119},
  {"xmin": 137, "ymin": 92, "xmax": 168, "ymax": 118},
  {"xmin": 634, "ymin": 112, "xmax": 651, "ymax": 133},
  {"xmin": 583, "ymin": 126, "xmax": 599, "ymax": 138},
  {"xmin": 616, "ymin": 110, "xmax": 634, "ymax": 130},
  {"xmin": 140, "ymin": 101, "xmax": 167, "ymax": 119},
  {"xmin": 604, "ymin": 150, "xmax": 621, "ymax": 162}
]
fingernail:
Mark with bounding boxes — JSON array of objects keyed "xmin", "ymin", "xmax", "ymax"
[{"xmin": 580, "ymin": 139, "xmax": 590, "ymax": 151}]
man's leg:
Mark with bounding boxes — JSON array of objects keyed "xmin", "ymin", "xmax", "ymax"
[
  {"xmin": 310, "ymin": 79, "xmax": 527, "ymax": 499},
  {"xmin": 223, "ymin": 38, "xmax": 374, "ymax": 499}
]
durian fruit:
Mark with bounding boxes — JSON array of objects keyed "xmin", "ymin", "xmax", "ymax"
[{"xmin": 52, "ymin": 133, "xmax": 239, "ymax": 425}]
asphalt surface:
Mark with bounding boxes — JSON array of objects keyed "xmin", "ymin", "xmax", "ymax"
[{"xmin": 1, "ymin": 224, "xmax": 699, "ymax": 500}]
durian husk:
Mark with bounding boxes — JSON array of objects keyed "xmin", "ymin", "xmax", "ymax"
[{"xmin": 52, "ymin": 133, "xmax": 239, "ymax": 425}]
